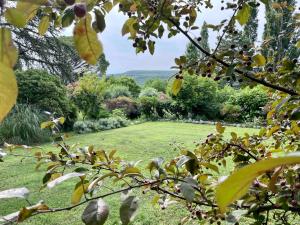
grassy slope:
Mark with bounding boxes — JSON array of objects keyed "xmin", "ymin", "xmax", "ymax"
[{"xmin": 0, "ymin": 122, "xmax": 257, "ymax": 225}]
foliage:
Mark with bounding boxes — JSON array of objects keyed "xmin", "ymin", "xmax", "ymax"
[
  {"xmin": 70, "ymin": 74, "xmax": 106, "ymax": 119},
  {"xmin": 138, "ymin": 87, "xmax": 159, "ymax": 98},
  {"xmin": 105, "ymin": 96, "xmax": 140, "ymax": 119},
  {"xmin": 229, "ymin": 86, "xmax": 269, "ymax": 121},
  {"xmin": 16, "ymin": 69, "xmax": 77, "ymax": 129},
  {"xmin": 73, "ymin": 117, "xmax": 128, "ymax": 134},
  {"xmin": 220, "ymin": 103, "xmax": 242, "ymax": 122},
  {"xmin": 106, "ymin": 76, "xmax": 141, "ymax": 97},
  {"xmin": 0, "ymin": 104, "xmax": 50, "ymax": 145},
  {"xmin": 170, "ymin": 75, "xmax": 220, "ymax": 119},
  {"xmin": 144, "ymin": 78, "xmax": 167, "ymax": 92},
  {"xmin": 97, "ymin": 53, "xmax": 110, "ymax": 78},
  {"xmin": 139, "ymin": 93, "xmax": 172, "ymax": 119},
  {"xmin": 104, "ymin": 85, "xmax": 132, "ymax": 100}
]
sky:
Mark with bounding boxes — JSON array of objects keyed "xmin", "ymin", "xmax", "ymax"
[{"xmin": 63, "ymin": 1, "xmax": 268, "ymax": 74}]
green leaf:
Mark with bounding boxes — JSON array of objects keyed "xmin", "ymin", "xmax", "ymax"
[
  {"xmin": 180, "ymin": 183, "xmax": 195, "ymax": 202},
  {"xmin": 236, "ymin": 4, "xmax": 251, "ymax": 26},
  {"xmin": 0, "ymin": 64, "xmax": 18, "ymax": 122},
  {"xmin": 148, "ymin": 40, "xmax": 155, "ymax": 55},
  {"xmin": 171, "ymin": 78, "xmax": 182, "ymax": 96},
  {"xmin": 4, "ymin": 8, "xmax": 27, "ymax": 28},
  {"xmin": 0, "ymin": 28, "xmax": 18, "ymax": 67},
  {"xmin": 121, "ymin": 18, "xmax": 137, "ymax": 38},
  {"xmin": 216, "ymin": 153, "xmax": 300, "ymax": 213},
  {"xmin": 62, "ymin": 8, "xmax": 75, "ymax": 28},
  {"xmin": 296, "ymin": 40, "xmax": 300, "ymax": 48},
  {"xmin": 47, "ymin": 172, "xmax": 85, "ymax": 189},
  {"xmin": 82, "ymin": 199, "xmax": 109, "ymax": 225},
  {"xmin": 120, "ymin": 196, "xmax": 139, "ymax": 225},
  {"xmin": 73, "ymin": 13, "xmax": 103, "ymax": 65},
  {"xmin": 0, "ymin": 187, "xmax": 29, "ymax": 199},
  {"xmin": 253, "ymin": 54, "xmax": 266, "ymax": 66},
  {"xmin": 71, "ymin": 180, "xmax": 89, "ymax": 205},
  {"xmin": 94, "ymin": 9, "xmax": 106, "ymax": 33},
  {"xmin": 38, "ymin": 15, "xmax": 50, "ymax": 36}
]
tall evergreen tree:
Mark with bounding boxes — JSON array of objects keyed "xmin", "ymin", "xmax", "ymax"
[
  {"xmin": 262, "ymin": 0, "xmax": 299, "ymax": 61},
  {"xmin": 185, "ymin": 21, "xmax": 210, "ymax": 64}
]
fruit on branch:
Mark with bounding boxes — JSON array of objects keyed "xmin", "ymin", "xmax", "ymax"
[{"xmin": 74, "ymin": 3, "xmax": 87, "ymax": 18}]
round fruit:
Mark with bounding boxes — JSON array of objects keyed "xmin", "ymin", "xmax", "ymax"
[
  {"xmin": 64, "ymin": 0, "xmax": 75, "ymax": 6},
  {"xmin": 74, "ymin": 4, "xmax": 87, "ymax": 18}
]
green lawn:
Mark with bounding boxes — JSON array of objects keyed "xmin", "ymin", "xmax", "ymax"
[{"xmin": 0, "ymin": 122, "xmax": 257, "ymax": 225}]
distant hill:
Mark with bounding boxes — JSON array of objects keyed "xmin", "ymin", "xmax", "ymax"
[{"xmin": 108, "ymin": 70, "xmax": 177, "ymax": 85}]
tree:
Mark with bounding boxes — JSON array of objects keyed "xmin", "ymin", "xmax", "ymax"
[
  {"xmin": 97, "ymin": 53, "xmax": 110, "ymax": 79},
  {"xmin": 185, "ymin": 21, "xmax": 210, "ymax": 64},
  {"xmin": 0, "ymin": 0, "xmax": 299, "ymax": 224},
  {"xmin": 262, "ymin": 0, "xmax": 299, "ymax": 61}
]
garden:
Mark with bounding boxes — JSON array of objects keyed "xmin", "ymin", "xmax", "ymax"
[{"xmin": 0, "ymin": 0, "xmax": 299, "ymax": 225}]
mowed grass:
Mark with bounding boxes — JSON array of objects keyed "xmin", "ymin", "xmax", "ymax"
[{"xmin": 0, "ymin": 122, "xmax": 257, "ymax": 225}]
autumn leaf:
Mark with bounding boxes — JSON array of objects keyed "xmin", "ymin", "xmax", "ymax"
[
  {"xmin": 253, "ymin": 54, "xmax": 266, "ymax": 66},
  {"xmin": 0, "ymin": 28, "xmax": 18, "ymax": 67},
  {"xmin": 172, "ymin": 78, "xmax": 183, "ymax": 96},
  {"xmin": 0, "ymin": 64, "xmax": 18, "ymax": 122},
  {"xmin": 38, "ymin": 16, "xmax": 50, "ymax": 36},
  {"xmin": 74, "ymin": 14, "xmax": 103, "ymax": 65}
]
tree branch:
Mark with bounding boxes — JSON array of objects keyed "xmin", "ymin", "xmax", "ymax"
[{"xmin": 166, "ymin": 17, "xmax": 299, "ymax": 96}]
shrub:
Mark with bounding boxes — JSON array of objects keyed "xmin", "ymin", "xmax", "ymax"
[
  {"xmin": 105, "ymin": 96, "xmax": 140, "ymax": 119},
  {"xmin": 73, "ymin": 117, "xmax": 129, "ymax": 134},
  {"xmin": 169, "ymin": 75, "xmax": 220, "ymax": 119},
  {"xmin": 0, "ymin": 104, "xmax": 51, "ymax": 145},
  {"xmin": 70, "ymin": 74, "xmax": 106, "ymax": 120},
  {"xmin": 144, "ymin": 79, "xmax": 167, "ymax": 92},
  {"xmin": 16, "ymin": 69, "xmax": 77, "ymax": 130},
  {"xmin": 106, "ymin": 76, "xmax": 141, "ymax": 97},
  {"xmin": 229, "ymin": 86, "xmax": 269, "ymax": 121},
  {"xmin": 104, "ymin": 85, "xmax": 132, "ymax": 99},
  {"xmin": 138, "ymin": 96, "xmax": 159, "ymax": 119},
  {"xmin": 139, "ymin": 87, "xmax": 159, "ymax": 98},
  {"xmin": 220, "ymin": 103, "xmax": 242, "ymax": 122}
]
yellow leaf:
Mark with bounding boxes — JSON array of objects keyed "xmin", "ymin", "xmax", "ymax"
[
  {"xmin": 121, "ymin": 18, "xmax": 137, "ymax": 38},
  {"xmin": 40, "ymin": 121, "xmax": 54, "ymax": 129},
  {"xmin": 18, "ymin": 207, "xmax": 34, "ymax": 222},
  {"xmin": 216, "ymin": 122, "xmax": 225, "ymax": 134},
  {"xmin": 0, "ymin": 64, "xmax": 18, "ymax": 122},
  {"xmin": 253, "ymin": 54, "xmax": 266, "ymax": 66},
  {"xmin": 4, "ymin": 8, "xmax": 27, "ymax": 28},
  {"xmin": 73, "ymin": 14, "xmax": 103, "ymax": 65},
  {"xmin": 38, "ymin": 16, "xmax": 50, "ymax": 36},
  {"xmin": 236, "ymin": 3, "xmax": 251, "ymax": 26},
  {"xmin": 296, "ymin": 40, "xmax": 300, "ymax": 48},
  {"xmin": 16, "ymin": 0, "xmax": 39, "ymax": 22},
  {"xmin": 216, "ymin": 153, "xmax": 300, "ymax": 213},
  {"xmin": 71, "ymin": 180, "xmax": 89, "ymax": 205},
  {"xmin": 0, "ymin": 28, "xmax": 18, "ymax": 67},
  {"xmin": 171, "ymin": 78, "xmax": 182, "ymax": 96}
]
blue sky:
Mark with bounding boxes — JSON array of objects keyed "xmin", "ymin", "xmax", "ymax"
[{"xmin": 63, "ymin": 1, "xmax": 268, "ymax": 74}]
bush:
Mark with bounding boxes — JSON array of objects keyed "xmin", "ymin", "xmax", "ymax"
[
  {"xmin": 16, "ymin": 69, "xmax": 77, "ymax": 130},
  {"xmin": 139, "ymin": 87, "xmax": 159, "ymax": 97},
  {"xmin": 105, "ymin": 97, "xmax": 140, "ymax": 119},
  {"xmin": 144, "ymin": 79, "xmax": 167, "ymax": 92},
  {"xmin": 220, "ymin": 103, "xmax": 242, "ymax": 122},
  {"xmin": 70, "ymin": 74, "xmax": 106, "ymax": 120},
  {"xmin": 106, "ymin": 76, "xmax": 141, "ymax": 97},
  {"xmin": 138, "ymin": 96, "xmax": 159, "ymax": 119},
  {"xmin": 104, "ymin": 85, "xmax": 132, "ymax": 99},
  {"xmin": 0, "ymin": 104, "xmax": 51, "ymax": 145},
  {"xmin": 229, "ymin": 86, "xmax": 269, "ymax": 121},
  {"xmin": 169, "ymin": 75, "xmax": 220, "ymax": 119},
  {"xmin": 73, "ymin": 117, "xmax": 129, "ymax": 134}
]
